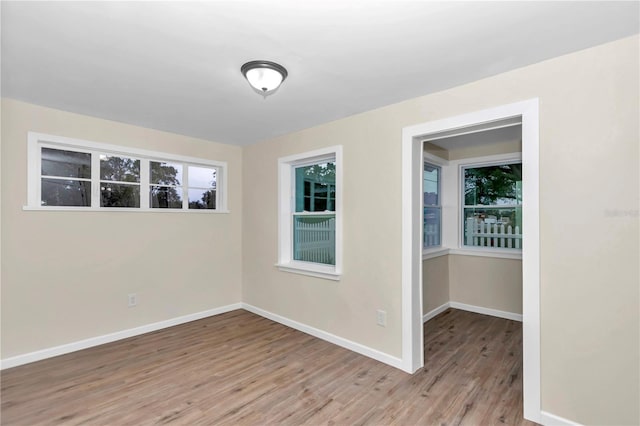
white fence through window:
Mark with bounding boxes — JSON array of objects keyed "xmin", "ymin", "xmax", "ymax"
[
  {"xmin": 465, "ymin": 217, "xmax": 522, "ymax": 249},
  {"xmin": 293, "ymin": 215, "xmax": 336, "ymax": 265},
  {"xmin": 424, "ymin": 224, "xmax": 440, "ymax": 247}
]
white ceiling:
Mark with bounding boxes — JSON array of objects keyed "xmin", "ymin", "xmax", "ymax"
[{"xmin": 2, "ymin": 1, "xmax": 638, "ymax": 146}]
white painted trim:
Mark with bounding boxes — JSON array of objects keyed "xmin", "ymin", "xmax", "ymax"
[
  {"xmin": 402, "ymin": 98, "xmax": 541, "ymax": 424},
  {"xmin": 422, "ymin": 248, "xmax": 449, "ymax": 260},
  {"xmin": 275, "ymin": 262, "xmax": 341, "ymax": 281},
  {"xmin": 520, "ymin": 99, "xmax": 541, "ymax": 424},
  {"xmin": 29, "ymin": 132, "xmax": 229, "ymax": 168},
  {"xmin": 422, "ymin": 301, "xmax": 522, "ymax": 323},
  {"xmin": 401, "ymin": 126, "xmax": 425, "ymax": 373},
  {"xmin": 242, "ymin": 303, "xmax": 404, "ymax": 370},
  {"xmin": 449, "ymin": 301, "xmax": 522, "ymax": 322},
  {"xmin": 422, "ymin": 116, "xmax": 522, "ymax": 143},
  {"xmin": 0, "ymin": 303, "xmax": 242, "ymax": 370},
  {"xmin": 540, "ymin": 411, "xmax": 583, "ymax": 426},
  {"xmin": 22, "ymin": 206, "xmax": 231, "ymax": 214},
  {"xmin": 423, "ymin": 302, "xmax": 450, "ymax": 322}
]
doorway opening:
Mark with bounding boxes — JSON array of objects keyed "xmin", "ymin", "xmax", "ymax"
[{"xmin": 400, "ymin": 99, "xmax": 540, "ymax": 423}]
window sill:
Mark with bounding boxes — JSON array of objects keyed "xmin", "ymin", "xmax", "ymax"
[
  {"xmin": 422, "ymin": 248, "xmax": 449, "ymax": 260},
  {"xmin": 448, "ymin": 248, "xmax": 522, "ymax": 260},
  {"xmin": 23, "ymin": 206, "xmax": 231, "ymax": 214},
  {"xmin": 275, "ymin": 261, "xmax": 341, "ymax": 281}
]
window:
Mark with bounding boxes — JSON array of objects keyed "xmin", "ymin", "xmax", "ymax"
[
  {"xmin": 462, "ymin": 161, "xmax": 522, "ymax": 250},
  {"xmin": 40, "ymin": 147, "xmax": 92, "ymax": 207},
  {"xmin": 100, "ymin": 155, "xmax": 141, "ymax": 208},
  {"xmin": 187, "ymin": 165, "xmax": 217, "ymax": 209},
  {"xmin": 294, "ymin": 162, "xmax": 336, "ymax": 265},
  {"xmin": 149, "ymin": 161, "xmax": 183, "ymax": 209},
  {"xmin": 278, "ymin": 146, "xmax": 342, "ymax": 280},
  {"xmin": 27, "ymin": 132, "xmax": 228, "ymax": 212},
  {"xmin": 423, "ymin": 162, "xmax": 441, "ymax": 248}
]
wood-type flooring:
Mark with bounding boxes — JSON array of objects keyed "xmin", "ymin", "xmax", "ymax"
[{"xmin": 1, "ymin": 308, "xmax": 537, "ymax": 425}]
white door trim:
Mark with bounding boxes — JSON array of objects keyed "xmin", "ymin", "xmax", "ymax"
[{"xmin": 401, "ymin": 98, "xmax": 541, "ymax": 424}]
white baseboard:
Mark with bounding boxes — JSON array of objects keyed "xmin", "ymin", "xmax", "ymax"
[
  {"xmin": 0, "ymin": 303, "xmax": 242, "ymax": 370},
  {"xmin": 423, "ymin": 302, "xmax": 450, "ymax": 322},
  {"xmin": 241, "ymin": 303, "xmax": 404, "ymax": 370},
  {"xmin": 1, "ymin": 301, "xmax": 519, "ymax": 371},
  {"xmin": 449, "ymin": 301, "xmax": 522, "ymax": 322},
  {"xmin": 540, "ymin": 411, "xmax": 582, "ymax": 426}
]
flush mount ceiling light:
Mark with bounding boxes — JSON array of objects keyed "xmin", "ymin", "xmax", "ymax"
[{"xmin": 241, "ymin": 60, "xmax": 288, "ymax": 98}]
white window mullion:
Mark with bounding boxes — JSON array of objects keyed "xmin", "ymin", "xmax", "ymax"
[
  {"xmin": 182, "ymin": 164, "xmax": 189, "ymax": 210},
  {"xmin": 140, "ymin": 158, "xmax": 150, "ymax": 209},
  {"xmin": 91, "ymin": 151, "xmax": 100, "ymax": 208}
]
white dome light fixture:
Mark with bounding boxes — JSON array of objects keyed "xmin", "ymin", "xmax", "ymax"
[{"xmin": 241, "ymin": 60, "xmax": 288, "ymax": 98}]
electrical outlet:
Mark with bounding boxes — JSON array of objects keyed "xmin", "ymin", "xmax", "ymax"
[
  {"xmin": 128, "ymin": 293, "xmax": 137, "ymax": 308},
  {"xmin": 376, "ymin": 309, "xmax": 387, "ymax": 327}
]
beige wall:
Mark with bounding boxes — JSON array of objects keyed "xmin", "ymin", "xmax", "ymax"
[
  {"xmin": 0, "ymin": 99, "xmax": 243, "ymax": 358},
  {"xmin": 242, "ymin": 118, "xmax": 404, "ymax": 356},
  {"xmin": 423, "ymin": 255, "xmax": 522, "ymax": 316},
  {"xmin": 448, "ymin": 139, "xmax": 522, "ymax": 160},
  {"xmin": 242, "ymin": 36, "xmax": 639, "ymax": 424},
  {"xmin": 423, "ymin": 142, "xmax": 449, "ymax": 160},
  {"xmin": 449, "ymin": 255, "xmax": 523, "ymax": 314},
  {"xmin": 422, "ymin": 255, "xmax": 449, "ymax": 314}
]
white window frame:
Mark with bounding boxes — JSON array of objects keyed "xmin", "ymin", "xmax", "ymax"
[
  {"xmin": 422, "ymin": 152, "xmax": 449, "ymax": 260},
  {"xmin": 423, "ymin": 160, "xmax": 442, "ymax": 250},
  {"xmin": 26, "ymin": 132, "xmax": 229, "ymax": 213},
  {"xmin": 276, "ymin": 146, "xmax": 343, "ymax": 281},
  {"xmin": 451, "ymin": 153, "xmax": 522, "ymax": 258}
]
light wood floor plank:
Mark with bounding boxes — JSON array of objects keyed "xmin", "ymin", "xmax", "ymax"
[{"xmin": 1, "ymin": 309, "xmax": 537, "ymax": 425}]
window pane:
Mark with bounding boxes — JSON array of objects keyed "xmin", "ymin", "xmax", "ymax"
[
  {"xmin": 188, "ymin": 188, "xmax": 216, "ymax": 209},
  {"xmin": 188, "ymin": 166, "xmax": 216, "ymax": 188},
  {"xmin": 100, "ymin": 183, "xmax": 140, "ymax": 208},
  {"xmin": 41, "ymin": 148, "xmax": 91, "ymax": 179},
  {"xmin": 150, "ymin": 186, "xmax": 183, "ymax": 208},
  {"xmin": 424, "ymin": 207, "xmax": 441, "ymax": 248},
  {"xmin": 463, "ymin": 207, "xmax": 523, "ymax": 249},
  {"xmin": 100, "ymin": 155, "xmax": 140, "ymax": 183},
  {"xmin": 293, "ymin": 215, "xmax": 335, "ymax": 265},
  {"xmin": 464, "ymin": 163, "xmax": 522, "ymax": 206},
  {"xmin": 295, "ymin": 162, "xmax": 336, "ymax": 212},
  {"xmin": 424, "ymin": 163, "xmax": 439, "ymax": 206},
  {"xmin": 41, "ymin": 178, "xmax": 91, "ymax": 207},
  {"xmin": 150, "ymin": 161, "xmax": 182, "ymax": 185}
]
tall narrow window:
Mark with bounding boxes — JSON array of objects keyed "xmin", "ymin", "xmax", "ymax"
[
  {"xmin": 293, "ymin": 162, "xmax": 336, "ymax": 265},
  {"xmin": 423, "ymin": 162, "xmax": 441, "ymax": 248},
  {"xmin": 277, "ymin": 146, "xmax": 342, "ymax": 280},
  {"xmin": 462, "ymin": 162, "xmax": 522, "ymax": 250}
]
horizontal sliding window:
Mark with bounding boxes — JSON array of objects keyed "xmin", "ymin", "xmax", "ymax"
[{"xmin": 27, "ymin": 132, "xmax": 228, "ymax": 212}]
